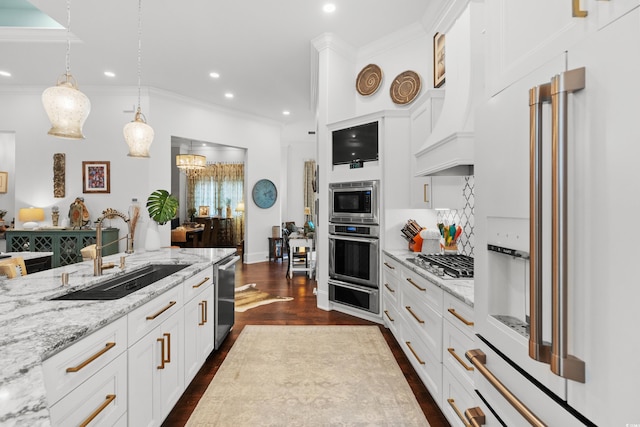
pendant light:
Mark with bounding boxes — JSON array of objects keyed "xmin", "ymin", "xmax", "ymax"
[
  {"xmin": 176, "ymin": 141, "xmax": 206, "ymax": 176},
  {"xmin": 124, "ymin": 0, "xmax": 154, "ymax": 157},
  {"xmin": 42, "ymin": 0, "xmax": 91, "ymax": 140}
]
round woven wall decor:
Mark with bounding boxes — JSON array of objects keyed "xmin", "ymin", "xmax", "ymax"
[
  {"xmin": 390, "ymin": 70, "xmax": 421, "ymax": 105},
  {"xmin": 356, "ymin": 64, "xmax": 383, "ymax": 96}
]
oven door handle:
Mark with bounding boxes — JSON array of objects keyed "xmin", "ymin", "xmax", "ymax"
[
  {"xmin": 329, "ymin": 280, "xmax": 377, "ymax": 294},
  {"xmin": 328, "ymin": 234, "xmax": 378, "ymax": 244}
]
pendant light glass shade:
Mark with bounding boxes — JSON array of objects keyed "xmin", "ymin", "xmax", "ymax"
[
  {"xmin": 42, "ymin": 74, "xmax": 91, "ymax": 139},
  {"xmin": 124, "ymin": 109, "xmax": 154, "ymax": 157}
]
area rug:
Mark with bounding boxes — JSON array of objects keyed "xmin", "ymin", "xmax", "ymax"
[
  {"xmin": 234, "ymin": 283, "xmax": 293, "ymax": 313},
  {"xmin": 186, "ymin": 325, "xmax": 429, "ymax": 426}
]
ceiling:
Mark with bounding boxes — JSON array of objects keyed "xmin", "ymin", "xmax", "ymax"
[{"xmin": 0, "ymin": 0, "xmax": 435, "ymax": 125}]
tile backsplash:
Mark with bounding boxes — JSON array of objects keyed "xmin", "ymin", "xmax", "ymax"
[{"xmin": 437, "ymin": 175, "xmax": 474, "ymax": 257}]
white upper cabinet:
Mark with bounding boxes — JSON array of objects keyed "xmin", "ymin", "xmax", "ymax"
[{"xmin": 485, "ymin": 0, "xmax": 639, "ymax": 96}]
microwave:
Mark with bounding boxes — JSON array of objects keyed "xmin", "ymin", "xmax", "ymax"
[{"xmin": 329, "ymin": 180, "xmax": 379, "ymax": 224}]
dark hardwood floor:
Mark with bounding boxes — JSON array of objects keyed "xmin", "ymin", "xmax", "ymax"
[{"xmin": 162, "ymin": 260, "xmax": 450, "ymax": 426}]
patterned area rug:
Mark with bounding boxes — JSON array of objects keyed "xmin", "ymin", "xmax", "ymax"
[
  {"xmin": 234, "ymin": 283, "xmax": 293, "ymax": 312},
  {"xmin": 186, "ymin": 325, "xmax": 430, "ymax": 426}
]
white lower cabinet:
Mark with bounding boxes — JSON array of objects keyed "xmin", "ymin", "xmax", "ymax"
[
  {"xmin": 381, "ymin": 253, "xmax": 477, "ymax": 423},
  {"xmin": 184, "ymin": 282, "xmax": 214, "ymax": 385}
]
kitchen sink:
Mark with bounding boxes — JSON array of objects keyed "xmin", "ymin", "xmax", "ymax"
[{"xmin": 52, "ymin": 264, "xmax": 189, "ymax": 300}]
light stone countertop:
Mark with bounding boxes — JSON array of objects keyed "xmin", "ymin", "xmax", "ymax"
[
  {"xmin": 383, "ymin": 249, "xmax": 474, "ymax": 307},
  {"xmin": 0, "ymin": 247, "xmax": 236, "ymax": 427}
]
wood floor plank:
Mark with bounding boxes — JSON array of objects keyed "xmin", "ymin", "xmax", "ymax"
[{"xmin": 162, "ymin": 260, "xmax": 450, "ymax": 426}]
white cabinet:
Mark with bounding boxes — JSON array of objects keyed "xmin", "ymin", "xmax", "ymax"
[
  {"xmin": 184, "ymin": 269, "xmax": 214, "ymax": 385},
  {"xmin": 127, "ymin": 285, "xmax": 184, "ymax": 427},
  {"xmin": 381, "ymin": 256, "xmax": 402, "ymax": 336},
  {"xmin": 430, "ymin": 176, "xmax": 466, "ymax": 210}
]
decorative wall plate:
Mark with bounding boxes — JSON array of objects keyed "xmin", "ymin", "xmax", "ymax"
[
  {"xmin": 390, "ymin": 70, "xmax": 421, "ymax": 105},
  {"xmin": 356, "ymin": 64, "xmax": 383, "ymax": 96}
]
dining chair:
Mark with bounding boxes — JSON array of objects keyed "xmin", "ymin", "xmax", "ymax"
[
  {"xmin": 0, "ymin": 257, "xmax": 28, "ymax": 279},
  {"xmin": 195, "ymin": 217, "xmax": 213, "ymax": 247}
]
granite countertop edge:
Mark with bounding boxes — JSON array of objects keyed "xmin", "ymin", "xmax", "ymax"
[
  {"xmin": 0, "ymin": 247, "xmax": 236, "ymax": 427},
  {"xmin": 383, "ymin": 249, "xmax": 474, "ymax": 307}
]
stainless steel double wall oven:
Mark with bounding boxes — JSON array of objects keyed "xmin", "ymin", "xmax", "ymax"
[{"xmin": 328, "ymin": 180, "xmax": 380, "ymax": 314}]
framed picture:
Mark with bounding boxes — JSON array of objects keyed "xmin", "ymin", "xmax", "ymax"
[
  {"xmin": 82, "ymin": 161, "xmax": 110, "ymax": 194},
  {"xmin": 433, "ymin": 32, "xmax": 445, "ymax": 88},
  {"xmin": 198, "ymin": 205, "xmax": 209, "ymax": 217},
  {"xmin": 0, "ymin": 171, "xmax": 7, "ymax": 193}
]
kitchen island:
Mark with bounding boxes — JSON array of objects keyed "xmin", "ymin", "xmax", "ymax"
[{"xmin": 0, "ymin": 247, "xmax": 236, "ymax": 426}]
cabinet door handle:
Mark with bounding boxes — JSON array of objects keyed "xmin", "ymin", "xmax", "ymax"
[
  {"xmin": 466, "ymin": 349, "xmax": 545, "ymax": 427},
  {"xmin": 405, "ymin": 341, "xmax": 425, "ymax": 365},
  {"xmin": 383, "ymin": 262, "xmax": 395, "ymax": 270},
  {"xmin": 79, "ymin": 394, "xmax": 116, "ymax": 427},
  {"xmin": 192, "ymin": 277, "xmax": 210, "ymax": 288},
  {"xmin": 406, "ymin": 277, "xmax": 425, "ymax": 291},
  {"xmin": 384, "ymin": 283, "xmax": 395, "ymax": 293},
  {"xmin": 447, "ymin": 398, "xmax": 472, "ymax": 427},
  {"xmin": 447, "ymin": 399, "xmax": 486, "ymax": 427},
  {"xmin": 203, "ymin": 300, "xmax": 208, "ymax": 324},
  {"xmin": 383, "ymin": 309, "xmax": 394, "ymax": 322},
  {"xmin": 405, "ymin": 306, "xmax": 425, "ymax": 324},
  {"xmin": 198, "ymin": 302, "xmax": 206, "ymax": 326},
  {"xmin": 157, "ymin": 337, "xmax": 166, "ymax": 369},
  {"xmin": 164, "ymin": 332, "xmax": 171, "ymax": 364},
  {"xmin": 447, "ymin": 347, "xmax": 474, "ymax": 371},
  {"xmin": 146, "ymin": 300, "xmax": 177, "ymax": 320},
  {"xmin": 571, "ymin": 0, "xmax": 588, "ymax": 17},
  {"xmin": 447, "ymin": 308, "xmax": 474, "ymax": 326},
  {"xmin": 66, "ymin": 342, "xmax": 116, "ymax": 373}
]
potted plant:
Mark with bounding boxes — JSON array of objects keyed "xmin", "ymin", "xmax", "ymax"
[{"xmin": 145, "ymin": 189, "xmax": 178, "ymax": 251}]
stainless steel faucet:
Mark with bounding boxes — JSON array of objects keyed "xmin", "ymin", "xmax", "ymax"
[{"xmin": 94, "ymin": 208, "xmax": 134, "ymax": 276}]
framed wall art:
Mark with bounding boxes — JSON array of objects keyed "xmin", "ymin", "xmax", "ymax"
[
  {"xmin": 198, "ymin": 205, "xmax": 210, "ymax": 217},
  {"xmin": 433, "ymin": 32, "xmax": 446, "ymax": 88},
  {"xmin": 82, "ymin": 161, "xmax": 110, "ymax": 194},
  {"xmin": 0, "ymin": 171, "xmax": 7, "ymax": 193}
]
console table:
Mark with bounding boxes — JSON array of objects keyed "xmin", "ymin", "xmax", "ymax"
[{"xmin": 5, "ymin": 228, "xmax": 119, "ymax": 268}]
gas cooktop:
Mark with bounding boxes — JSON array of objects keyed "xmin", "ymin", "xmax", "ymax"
[{"xmin": 406, "ymin": 253, "xmax": 474, "ymax": 279}]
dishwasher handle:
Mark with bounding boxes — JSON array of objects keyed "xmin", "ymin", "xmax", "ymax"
[{"xmin": 219, "ymin": 255, "xmax": 240, "ymax": 270}]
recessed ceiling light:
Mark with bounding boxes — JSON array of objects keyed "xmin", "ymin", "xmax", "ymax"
[
  {"xmin": 209, "ymin": 72, "xmax": 220, "ymax": 79},
  {"xmin": 104, "ymin": 71, "xmax": 116, "ymax": 78},
  {"xmin": 283, "ymin": 111, "xmax": 290, "ymax": 116},
  {"xmin": 323, "ymin": 3, "xmax": 336, "ymax": 13},
  {"xmin": 0, "ymin": 70, "xmax": 12, "ymax": 77},
  {"xmin": 225, "ymin": 93, "xmax": 234, "ymax": 99}
]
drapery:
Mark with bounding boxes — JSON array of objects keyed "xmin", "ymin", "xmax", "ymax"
[
  {"xmin": 187, "ymin": 162, "xmax": 244, "ymax": 245},
  {"xmin": 303, "ymin": 160, "xmax": 316, "ymax": 219}
]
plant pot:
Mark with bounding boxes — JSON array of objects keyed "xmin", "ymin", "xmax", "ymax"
[{"xmin": 145, "ymin": 221, "xmax": 161, "ymax": 251}]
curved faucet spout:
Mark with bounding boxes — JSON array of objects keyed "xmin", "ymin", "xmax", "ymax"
[{"xmin": 94, "ymin": 208, "xmax": 134, "ymax": 276}]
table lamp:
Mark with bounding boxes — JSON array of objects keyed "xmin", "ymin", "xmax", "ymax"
[{"xmin": 19, "ymin": 207, "xmax": 45, "ymax": 229}]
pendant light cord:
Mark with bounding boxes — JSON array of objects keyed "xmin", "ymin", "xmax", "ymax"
[
  {"xmin": 65, "ymin": 0, "xmax": 71, "ymax": 76},
  {"xmin": 136, "ymin": 0, "xmax": 143, "ymax": 113}
]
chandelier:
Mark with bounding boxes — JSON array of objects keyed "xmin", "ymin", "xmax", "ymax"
[
  {"xmin": 176, "ymin": 141, "xmax": 206, "ymax": 175},
  {"xmin": 42, "ymin": 0, "xmax": 91, "ymax": 139},
  {"xmin": 123, "ymin": 0, "xmax": 154, "ymax": 157}
]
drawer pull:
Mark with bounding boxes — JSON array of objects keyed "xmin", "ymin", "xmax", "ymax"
[
  {"xmin": 383, "ymin": 262, "xmax": 395, "ymax": 270},
  {"xmin": 66, "ymin": 342, "xmax": 116, "ymax": 373},
  {"xmin": 405, "ymin": 341, "xmax": 425, "ymax": 365},
  {"xmin": 448, "ymin": 308, "xmax": 474, "ymax": 326},
  {"xmin": 405, "ymin": 306, "xmax": 425, "ymax": 324},
  {"xmin": 383, "ymin": 309, "xmax": 394, "ymax": 322},
  {"xmin": 447, "ymin": 399, "xmax": 486, "ymax": 427},
  {"xmin": 466, "ymin": 349, "xmax": 546, "ymax": 427},
  {"xmin": 79, "ymin": 394, "xmax": 116, "ymax": 427},
  {"xmin": 384, "ymin": 283, "xmax": 396, "ymax": 293},
  {"xmin": 199, "ymin": 302, "xmax": 206, "ymax": 325},
  {"xmin": 146, "ymin": 300, "xmax": 177, "ymax": 320},
  {"xmin": 406, "ymin": 277, "xmax": 425, "ymax": 291},
  {"xmin": 571, "ymin": 0, "xmax": 588, "ymax": 17},
  {"xmin": 192, "ymin": 276, "xmax": 210, "ymax": 288},
  {"xmin": 448, "ymin": 347, "xmax": 474, "ymax": 371}
]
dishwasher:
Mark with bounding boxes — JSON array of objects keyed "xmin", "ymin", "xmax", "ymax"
[{"xmin": 214, "ymin": 254, "xmax": 240, "ymax": 349}]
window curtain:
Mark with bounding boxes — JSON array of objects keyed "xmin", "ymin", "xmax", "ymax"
[
  {"xmin": 303, "ymin": 160, "xmax": 316, "ymax": 219},
  {"xmin": 187, "ymin": 162, "xmax": 244, "ymax": 244}
]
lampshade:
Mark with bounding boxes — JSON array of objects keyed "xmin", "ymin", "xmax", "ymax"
[
  {"xmin": 19, "ymin": 207, "xmax": 45, "ymax": 229},
  {"xmin": 42, "ymin": 74, "xmax": 91, "ymax": 139},
  {"xmin": 176, "ymin": 154, "xmax": 207, "ymax": 170},
  {"xmin": 304, "ymin": 207, "xmax": 311, "ymax": 215},
  {"xmin": 124, "ymin": 110, "xmax": 154, "ymax": 157},
  {"xmin": 236, "ymin": 201, "xmax": 245, "ymax": 212}
]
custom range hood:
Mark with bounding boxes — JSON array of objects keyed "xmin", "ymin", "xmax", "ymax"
[{"xmin": 415, "ymin": 5, "xmax": 477, "ymax": 176}]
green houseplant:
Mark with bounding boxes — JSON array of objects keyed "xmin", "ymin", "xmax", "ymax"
[{"xmin": 145, "ymin": 189, "xmax": 178, "ymax": 250}]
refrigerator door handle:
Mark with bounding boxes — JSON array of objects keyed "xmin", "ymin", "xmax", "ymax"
[
  {"xmin": 528, "ymin": 82, "xmax": 551, "ymax": 364},
  {"xmin": 550, "ymin": 67, "xmax": 586, "ymax": 383}
]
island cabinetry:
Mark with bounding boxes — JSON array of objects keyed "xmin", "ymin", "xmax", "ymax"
[
  {"xmin": 441, "ymin": 293, "xmax": 476, "ymax": 426},
  {"xmin": 6, "ymin": 228, "xmax": 119, "ymax": 267},
  {"xmin": 128, "ymin": 285, "xmax": 185, "ymax": 427},
  {"xmin": 43, "ymin": 315, "xmax": 128, "ymax": 426},
  {"xmin": 184, "ymin": 269, "xmax": 215, "ymax": 385}
]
